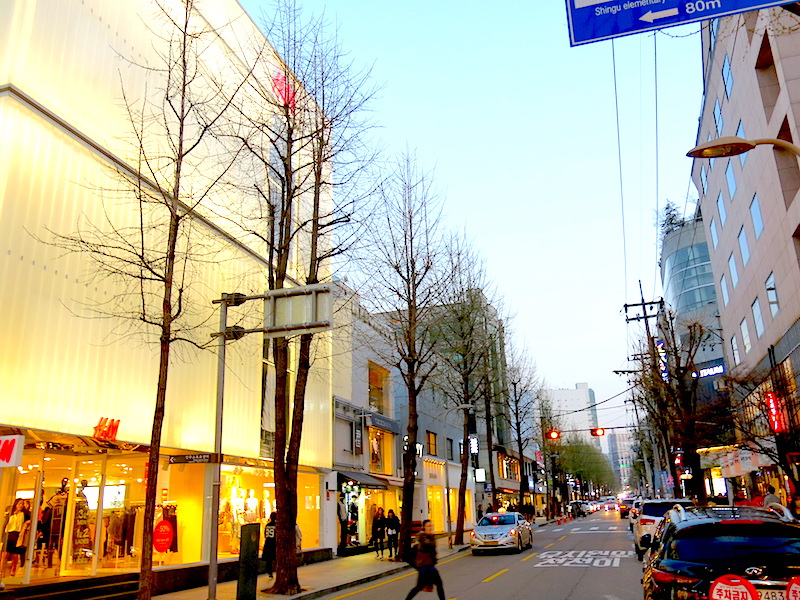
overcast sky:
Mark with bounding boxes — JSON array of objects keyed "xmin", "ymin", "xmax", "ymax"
[{"xmin": 239, "ymin": 1, "xmax": 706, "ymax": 434}]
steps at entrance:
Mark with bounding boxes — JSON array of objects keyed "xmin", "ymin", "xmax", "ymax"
[{"xmin": 0, "ymin": 573, "xmax": 138, "ymax": 600}]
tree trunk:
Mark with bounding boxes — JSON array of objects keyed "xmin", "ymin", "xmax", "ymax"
[
  {"xmin": 454, "ymin": 409, "xmax": 470, "ymax": 545},
  {"xmin": 398, "ymin": 388, "xmax": 419, "ymax": 563}
]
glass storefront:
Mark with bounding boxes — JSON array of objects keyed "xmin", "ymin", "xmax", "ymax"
[{"xmin": 217, "ymin": 465, "xmax": 321, "ymax": 557}]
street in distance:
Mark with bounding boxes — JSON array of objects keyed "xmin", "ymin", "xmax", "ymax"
[{"xmin": 566, "ymin": 0, "xmax": 791, "ymax": 46}]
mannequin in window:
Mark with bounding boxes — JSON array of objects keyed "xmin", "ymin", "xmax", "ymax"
[{"xmin": 244, "ymin": 489, "xmax": 259, "ymax": 523}]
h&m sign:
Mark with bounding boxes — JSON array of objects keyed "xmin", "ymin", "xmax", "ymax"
[{"xmin": 0, "ymin": 435, "xmax": 25, "ymax": 468}]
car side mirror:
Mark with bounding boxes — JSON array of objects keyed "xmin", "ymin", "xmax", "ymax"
[{"xmin": 639, "ymin": 534, "xmax": 653, "ymax": 549}]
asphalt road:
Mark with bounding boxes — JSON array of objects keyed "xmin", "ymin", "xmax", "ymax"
[{"xmin": 316, "ymin": 510, "xmax": 643, "ymax": 600}]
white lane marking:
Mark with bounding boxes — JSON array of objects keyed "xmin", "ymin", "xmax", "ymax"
[
  {"xmin": 553, "ymin": 528, "xmax": 563, "ymax": 531},
  {"xmin": 590, "ymin": 526, "xmax": 599, "ymax": 530},
  {"xmin": 571, "ymin": 527, "xmax": 581, "ymax": 531}
]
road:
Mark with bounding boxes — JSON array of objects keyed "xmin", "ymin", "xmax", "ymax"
[{"xmin": 319, "ymin": 510, "xmax": 643, "ymax": 600}]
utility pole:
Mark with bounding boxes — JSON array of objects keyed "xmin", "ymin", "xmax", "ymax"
[{"xmin": 623, "ymin": 281, "xmax": 666, "ymax": 497}]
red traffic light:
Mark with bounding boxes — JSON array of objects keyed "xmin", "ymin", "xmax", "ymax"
[
  {"xmin": 546, "ymin": 429, "xmax": 561, "ymax": 440},
  {"xmin": 590, "ymin": 427, "xmax": 606, "ymax": 437}
]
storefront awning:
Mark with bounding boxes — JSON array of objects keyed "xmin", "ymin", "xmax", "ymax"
[{"xmin": 338, "ymin": 470, "xmax": 388, "ymax": 489}]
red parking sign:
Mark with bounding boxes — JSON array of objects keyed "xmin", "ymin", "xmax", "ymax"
[
  {"xmin": 786, "ymin": 576, "xmax": 800, "ymax": 600},
  {"xmin": 709, "ymin": 575, "xmax": 758, "ymax": 600}
]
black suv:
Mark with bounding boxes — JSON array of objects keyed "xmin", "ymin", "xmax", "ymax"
[{"xmin": 641, "ymin": 503, "xmax": 800, "ymax": 600}]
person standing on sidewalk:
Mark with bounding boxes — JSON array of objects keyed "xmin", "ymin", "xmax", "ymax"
[
  {"xmin": 385, "ymin": 509, "xmax": 400, "ymax": 559},
  {"xmin": 371, "ymin": 507, "xmax": 386, "ymax": 559},
  {"xmin": 404, "ymin": 520, "xmax": 445, "ymax": 600},
  {"xmin": 261, "ymin": 512, "xmax": 277, "ymax": 578}
]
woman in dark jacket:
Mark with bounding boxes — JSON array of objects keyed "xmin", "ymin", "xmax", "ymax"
[
  {"xmin": 371, "ymin": 507, "xmax": 386, "ymax": 559},
  {"xmin": 404, "ymin": 520, "xmax": 445, "ymax": 600},
  {"xmin": 385, "ymin": 509, "xmax": 400, "ymax": 559},
  {"xmin": 261, "ymin": 511, "xmax": 277, "ymax": 578}
]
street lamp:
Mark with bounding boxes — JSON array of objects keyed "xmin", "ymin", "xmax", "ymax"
[
  {"xmin": 687, "ymin": 135, "xmax": 800, "ymax": 158},
  {"xmin": 438, "ymin": 404, "xmax": 471, "ymax": 548}
]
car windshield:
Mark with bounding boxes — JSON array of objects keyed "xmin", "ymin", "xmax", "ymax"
[
  {"xmin": 479, "ymin": 515, "xmax": 515, "ymax": 526},
  {"xmin": 669, "ymin": 524, "xmax": 800, "ymax": 563}
]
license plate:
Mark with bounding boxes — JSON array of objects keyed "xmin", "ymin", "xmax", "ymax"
[
  {"xmin": 484, "ymin": 541, "xmax": 498, "ymax": 545},
  {"xmin": 757, "ymin": 589, "xmax": 785, "ymax": 600}
]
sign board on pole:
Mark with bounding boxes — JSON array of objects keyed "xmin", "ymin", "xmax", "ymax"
[
  {"xmin": 0, "ymin": 435, "xmax": 25, "ymax": 468},
  {"xmin": 566, "ymin": 0, "xmax": 791, "ymax": 46}
]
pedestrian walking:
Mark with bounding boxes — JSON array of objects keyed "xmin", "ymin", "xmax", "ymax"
[
  {"xmin": 261, "ymin": 511, "xmax": 277, "ymax": 578},
  {"xmin": 476, "ymin": 504, "xmax": 483, "ymax": 520},
  {"xmin": 404, "ymin": 520, "xmax": 445, "ymax": 600},
  {"xmin": 385, "ymin": 509, "xmax": 400, "ymax": 559},
  {"xmin": 763, "ymin": 485, "xmax": 782, "ymax": 506},
  {"xmin": 371, "ymin": 507, "xmax": 386, "ymax": 559}
]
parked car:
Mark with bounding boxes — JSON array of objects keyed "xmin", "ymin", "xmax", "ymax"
[
  {"xmin": 628, "ymin": 498, "xmax": 642, "ymax": 531},
  {"xmin": 618, "ymin": 497, "xmax": 633, "ymax": 518},
  {"xmin": 569, "ymin": 501, "xmax": 589, "ymax": 517},
  {"xmin": 641, "ymin": 504, "xmax": 800, "ymax": 600},
  {"xmin": 470, "ymin": 512, "xmax": 532, "ymax": 554},
  {"xmin": 634, "ymin": 499, "xmax": 695, "ymax": 560}
]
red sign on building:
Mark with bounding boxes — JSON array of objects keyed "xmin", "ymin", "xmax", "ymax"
[
  {"xmin": 765, "ymin": 392, "xmax": 788, "ymax": 434},
  {"xmin": 93, "ymin": 417, "xmax": 121, "ymax": 441}
]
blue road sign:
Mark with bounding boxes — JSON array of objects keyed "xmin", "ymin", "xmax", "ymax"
[{"xmin": 567, "ymin": 0, "xmax": 790, "ymax": 46}]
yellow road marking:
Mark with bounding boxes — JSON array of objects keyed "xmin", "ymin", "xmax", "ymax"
[
  {"xmin": 521, "ymin": 551, "xmax": 539, "ymax": 562},
  {"xmin": 543, "ymin": 542, "xmax": 555, "ymax": 549},
  {"xmin": 482, "ymin": 569, "xmax": 509, "ymax": 583},
  {"xmin": 558, "ymin": 536, "xmax": 566, "ymax": 541},
  {"xmin": 328, "ymin": 551, "xmax": 468, "ymax": 600}
]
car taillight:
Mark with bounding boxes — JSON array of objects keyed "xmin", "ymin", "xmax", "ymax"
[
  {"xmin": 640, "ymin": 518, "xmax": 656, "ymax": 525},
  {"xmin": 651, "ymin": 567, "xmax": 702, "ymax": 587}
]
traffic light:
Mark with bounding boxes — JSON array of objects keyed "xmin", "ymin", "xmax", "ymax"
[
  {"xmin": 546, "ymin": 429, "xmax": 561, "ymax": 440},
  {"xmin": 590, "ymin": 427, "xmax": 606, "ymax": 437}
]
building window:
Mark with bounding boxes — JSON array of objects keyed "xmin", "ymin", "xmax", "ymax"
[
  {"xmin": 497, "ymin": 454, "xmax": 520, "ymax": 481},
  {"xmin": 722, "ymin": 55, "xmax": 733, "ymax": 98},
  {"xmin": 710, "ymin": 18, "xmax": 719, "ymax": 50},
  {"xmin": 720, "ymin": 274, "xmax": 729, "ymax": 306},
  {"xmin": 728, "ymin": 253, "xmax": 739, "ymax": 288},
  {"xmin": 368, "ymin": 362, "xmax": 389, "ymax": 414},
  {"xmin": 726, "ymin": 161, "xmax": 736, "ymax": 199},
  {"xmin": 737, "ymin": 121, "xmax": 747, "ymax": 167},
  {"xmin": 369, "ymin": 429, "xmax": 390, "ymax": 474},
  {"xmin": 426, "ymin": 431, "xmax": 438, "ymax": 457},
  {"xmin": 752, "ymin": 298, "xmax": 764, "ymax": 338},
  {"xmin": 710, "ymin": 218, "xmax": 719, "ymax": 249},
  {"xmin": 714, "ymin": 99, "xmax": 723, "ymax": 135},
  {"xmin": 740, "ymin": 318, "xmax": 751, "ymax": 353},
  {"xmin": 446, "ymin": 438, "xmax": 454, "ymax": 461},
  {"xmin": 766, "ymin": 272, "xmax": 780, "ymax": 317},
  {"xmin": 730, "ymin": 335, "xmax": 741, "ymax": 365},
  {"xmin": 738, "ymin": 227, "xmax": 750, "ymax": 265},
  {"xmin": 700, "ymin": 166, "xmax": 708, "ymax": 194},
  {"xmin": 717, "ymin": 193, "xmax": 727, "ymax": 225},
  {"xmin": 750, "ymin": 194, "xmax": 763, "ymax": 238}
]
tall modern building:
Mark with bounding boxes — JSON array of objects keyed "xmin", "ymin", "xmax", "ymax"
[
  {"xmin": 689, "ymin": 8, "xmax": 800, "ymax": 501},
  {"xmin": 545, "ymin": 383, "xmax": 600, "ymax": 450}
]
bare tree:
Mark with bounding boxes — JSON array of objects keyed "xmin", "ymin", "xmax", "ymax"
[
  {"xmin": 45, "ymin": 2, "xmax": 254, "ymax": 597},
  {"xmin": 723, "ymin": 362, "xmax": 800, "ymax": 494},
  {"xmin": 632, "ymin": 311, "xmax": 731, "ymax": 502},
  {"xmin": 503, "ymin": 340, "xmax": 540, "ymax": 507},
  {"xmin": 359, "ymin": 150, "xmax": 445, "ymax": 563},
  {"xmin": 221, "ymin": 1, "xmax": 378, "ymax": 592},
  {"xmin": 428, "ymin": 234, "xmax": 497, "ymax": 544}
]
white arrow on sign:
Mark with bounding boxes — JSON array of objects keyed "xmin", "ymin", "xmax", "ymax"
[{"xmin": 640, "ymin": 8, "xmax": 679, "ymax": 22}]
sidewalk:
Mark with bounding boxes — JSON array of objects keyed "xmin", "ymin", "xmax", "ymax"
[
  {"xmin": 154, "ymin": 537, "xmax": 468, "ymax": 600},
  {"xmin": 155, "ymin": 517, "xmax": 556, "ymax": 600}
]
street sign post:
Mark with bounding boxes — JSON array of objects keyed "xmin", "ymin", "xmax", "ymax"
[{"xmin": 566, "ymin": 0, "xmax": 791, "ymax": 46}]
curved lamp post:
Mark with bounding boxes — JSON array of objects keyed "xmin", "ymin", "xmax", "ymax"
[{"xmin": 687, "ymin": 135, "xmax": 800, "ymax": 158}]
